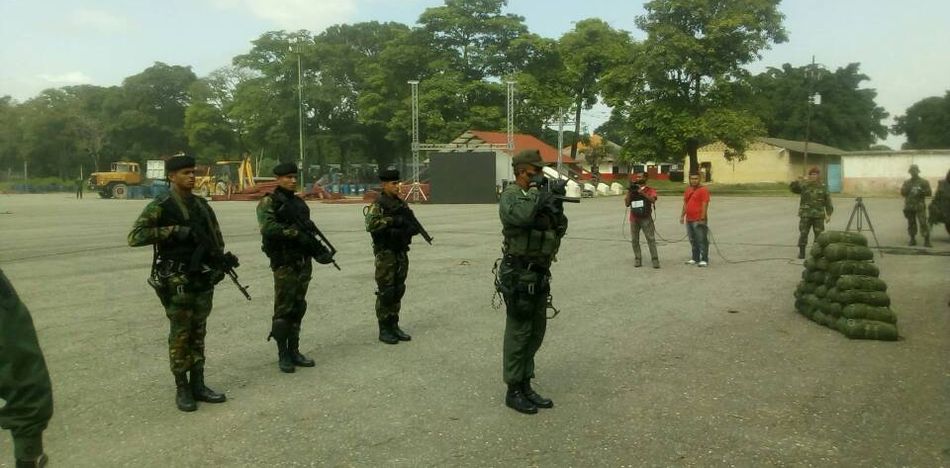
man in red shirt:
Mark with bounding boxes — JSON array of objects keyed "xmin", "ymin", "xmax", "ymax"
[
  {"xmin": 680, "ymin": 173, "xmax": 710, "ymax": 266},
  {"xmin": 623, "ymin": 173, "xmax": 660, "ymax": 268}
]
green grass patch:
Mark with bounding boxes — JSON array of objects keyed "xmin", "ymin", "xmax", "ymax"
[{"xmin": 0, "ymin": 177, "xmax": 77, "ymax": 193}]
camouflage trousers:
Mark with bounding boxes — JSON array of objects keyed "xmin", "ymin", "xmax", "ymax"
[
  {"xmin": 273, "ymin": 259, "xmax": 313, "ymax": 324},
  {"xmin": 903, "ymin": 208, "xmax": 930, "ymax": 238},
  {"xmin": 374, "ymin": 249, "xmax": 408, "ymax": 321},
  {"xmin": 160, "ymin": 274, "xmax": 215, "ymax": 374},
  {"xmin": 629, "ymin": 217, "xmax": 658, "ymax": 262},
  {"xmin": 798, "ymin": 217, "xmax": 825, "ymax": 246}
]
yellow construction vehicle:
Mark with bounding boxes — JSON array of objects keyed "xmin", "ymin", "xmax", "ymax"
[
  {"xmin": 194, "ymin": 156, "xmax": 255, "ymax": 197},
  {"xmin": 87, "ymin": 161, "xmax": 144, "ymax": 198}
]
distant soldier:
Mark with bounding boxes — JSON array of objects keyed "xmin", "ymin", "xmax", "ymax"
[
  {"xmin": 496, "ymin": 150, "xmax": 568, "ymax": 414},
  {"xmin": 790, "ymin": 167, "xmax": 833, "ymax": 259},
  {"xmin": 364, "ymin": 170, "xmax": 418, "ymax": 344},
  {"xmin": 929, "ymin": 169, "xmax": 950, "ymax": 236},
  {"xmin": 900, "ymin": 164, "xmax": 932, "ymax": 247},
  {"xmin": 0, "ymin": 268, "xmax": 53, "ymax": 467},
  {"xmin": 128, "ymin": 154, "xmax": 230, "ymax": 412},
  {"xmin": 257, "ymin": 162, "xmax": 332, "ymax": 373},
  {"xmin": 75, "ymin": 177, "xmax": 84, "ymax": 199}
]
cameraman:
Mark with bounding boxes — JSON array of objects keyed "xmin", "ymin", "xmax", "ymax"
[{"xmin": 623, "ymin": 173, "xmax": 659, "ymax": 268}]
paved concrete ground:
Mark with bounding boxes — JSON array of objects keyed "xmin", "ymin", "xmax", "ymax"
[{"xmin": 1, "ymin": 193, "xmax": 948, "ymax": 467}]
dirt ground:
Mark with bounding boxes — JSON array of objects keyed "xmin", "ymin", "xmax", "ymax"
[{"xmin": 1, "ymin": 193, "xmax": 947, "ymax": 467}]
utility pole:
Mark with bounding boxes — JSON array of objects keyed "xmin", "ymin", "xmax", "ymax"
[
  {"xmin": 506, "ymin": 81, "xmax": 515, "ymax": 151},
  {"xmin": 297, "ymin": 52, "xmax": 306, "ymax": 184},
  {"xmin": 406, "ymin": 80, "xmax": 426, "ymax": 201},
  {"xmin": 803, "ymin": 55, "xmax": 823, "ymax": 177},
  {"xmin": 553, "ymin": 108, "xmax": 576, "ymax": 174}
]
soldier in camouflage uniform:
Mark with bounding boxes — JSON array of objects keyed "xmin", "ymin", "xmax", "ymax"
[
  {"xmin": 364, "ymin": 169, "xmax": 418, "ymax": 344},
  {"xmin": 257, "ymin": 162, "xmax": 331, "ymax": 373},
  {"xmin": 790, "ymin": 167, "xmax": 834, "ymax": 259},
  {"xmin": 496, "ymin": 150, "xmax": 568, "ymax": 414},
  {"xmin": 1, "ymin": 268, "xmax": 53, "ymax": 467},
  {"xmin": 127, "ymin": 155, "xmax": 228, "ymax": 412},
  {"xmin": 900, "ymin": 164, "xmax": 932, "ymax": 247}
]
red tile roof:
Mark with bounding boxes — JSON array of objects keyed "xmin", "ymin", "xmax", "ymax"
[{"xmin": 468, "ymin": 130, "xmax": 575, "ymax": 164}]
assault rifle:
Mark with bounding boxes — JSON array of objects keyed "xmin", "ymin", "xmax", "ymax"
[
  {"xmin": 397, "ymin": 205, "xmax": 433, "ymax": 245},
  {"xmin": 188, "ymin": 212, "xmax": 252, "ymax": 301},
  {"xmin": 538, "ymin": 177, "xmax": 580, "ymax": 216},
  {"xmin": 273, "ymin": 190, "xmax": 341, "ymax": 271}
]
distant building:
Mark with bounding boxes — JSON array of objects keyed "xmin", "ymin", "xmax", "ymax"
[
  {"xmin": 441, "ymin": 130, "xmax": 577, "ymax": 186},
  {"xmin": 841, "ymin": 149, "xmax": 950, "ymax": 194}
]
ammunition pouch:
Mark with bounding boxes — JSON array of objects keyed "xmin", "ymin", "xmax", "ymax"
[
  {"xmin": 503, "ymin": 227, "xmax": 560, "ymax": 257},
  {"xmin": 496, "ymin": 256, "xmax": 550, "ymax": 320}
]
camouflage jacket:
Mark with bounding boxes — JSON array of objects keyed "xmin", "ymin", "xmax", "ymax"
[
  {"xmin": 790, "ymin": 180, "xmax": 833, "ymax": 219},
  {"xmin": 499, "ymin": 184, "xmax": 568, "ymax": 265},
  {"xmin": 127, "ymin": 190, "xmax": 225, "ymax": 259},
  {"xmin": 365, "ymin": 192, "xmax": 412, "ymax": 252},
  {"xmin": 256, "ymin": 188, "xmax": 307, "ymax": 260},
  {"xmin": 900, "ymin": 177, "xmax": 931, "ymax": 211}
]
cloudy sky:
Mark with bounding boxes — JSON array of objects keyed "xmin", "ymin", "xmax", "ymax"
[{"xmin": 1, "ymin": 0, "xmax": 947, "ymax": 148}]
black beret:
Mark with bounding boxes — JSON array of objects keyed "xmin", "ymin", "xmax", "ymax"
[
  {"xmin": 273, "ymin": 162, "xmax": 299, "ymax": 176},
  {"xmin": 379, "ymin": 169, "xmax": 400, "ymax": 182},
  {"xmin": 165, "ymin": 155, "xmax": 195, "ymax": 173}
]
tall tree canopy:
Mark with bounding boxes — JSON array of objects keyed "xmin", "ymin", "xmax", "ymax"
[
  {"xmin": 602, "ymin": 0, "xmax": 787, "ymax": 168},
  {"xmin": 746, "ymin": 62, "xmax": 889, "ymax": 151},
  {"xmin": 892, "ymin": 91, "xmax": 950, "ymax": 149}
]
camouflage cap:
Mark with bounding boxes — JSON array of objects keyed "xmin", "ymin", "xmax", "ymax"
[
  {"xmin": 165, "ymin": 155, "xmax": 195, "ymax": 173},
  {"xmin": 273, "ymin": 162, "xmax": 298, "ymax": 176},
  {"xmin": 908, "ymin": 164, "xmax": 920, "ymax": 174},
  {"xmin": 512, "ymin": 149, "xmax": 545, "ymax": 168}
]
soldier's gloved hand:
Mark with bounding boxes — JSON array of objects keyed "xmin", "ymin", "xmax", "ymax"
[
  {"xmin": 534, "ymin": 213, "xmax": 553, "ymax": 230},
  {"xmin": 550, "ymin": 180, "xmax": 567, "ymax": 196},
  {"xmin": 172, "ymin": 225, "xmax": 192, "ymax": 241},
  {"xmin": 314, "ymin": 251, "xmax": 335, "ymax": 265},
  {"xmin": 536, "ymin": 189, "xmax": 555, "ymax": 210},
  {"xmin": 222, "ymin": 252, "xmax": 240, "ymax": 269}
]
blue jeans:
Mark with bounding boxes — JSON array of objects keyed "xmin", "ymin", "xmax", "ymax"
[{"xmin": 686, "ymin": 222, "xmax": 709, "ymax": 262}]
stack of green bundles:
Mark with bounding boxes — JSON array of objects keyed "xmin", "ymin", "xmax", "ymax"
[{"xmin": 793, "ymin": 231, "xmax": 898, "ymax": 341}]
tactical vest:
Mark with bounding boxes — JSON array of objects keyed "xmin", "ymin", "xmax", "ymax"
[
  {"xmin": 371, "ymin": 194, "xmax": 411, "ymax": 252},
  {"xmin": 261, "ymin": 189, "xmax": 308, "ymax": 265},
  {"xmin": 156, "ymin": 195, "xmax": 201, "ymax": 262},
  {"xmin": 502, "ymin": 226, "xmax": 560, "ymax": 259}
]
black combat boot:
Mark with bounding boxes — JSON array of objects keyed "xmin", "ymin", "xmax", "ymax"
[
  {"xmin": 174, "ymin": 373, "xmax": 197, "ymax": 412},
  {"xmin": 288, "ymin": 327, "xmax": 315, "ymax": 367},
  {"xmin": 651, "ymin": 257, "xmax": 660, "ymax": 269},
  {"xmin": 378, "ymin": 319, "xmax": 399, "ymax": 344},
  {"xmin": 798, "ymin": 245, "xmax": 806, "ymax": 259},
  {"xmin": 505, "ymin": 383, "xmax": 538, "ymax": 414},
  {"xmin": 276, "ymin": 338, "xmax": 295, "ymax": 373},
  {"xmin": 392, "ymin": 316, "xmax": 411, "ymax": 342},
  {"xmin": 190, "ymin": 365, "xmax": 227, "ymax": 403},
  {"xmin": 522, "ymin": 380, "xmax": 554, "ymax": 409}
]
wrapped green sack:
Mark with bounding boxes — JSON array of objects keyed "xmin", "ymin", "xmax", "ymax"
[
  {"xmin": 810, "ymin": 244, "xmax": 823, "ymax": 258},
  {"xmin": 833, "ymin": 289, "xmax": 891, "ymax": 307},
  {"xmin": 815, "ymin": 257, "xmax": 829, "ymax": 271},
  {"xmin": 796, "ymin": 280, "xmax": 817, "ymax": 295},
  {"xmin": 841, "ymin": 304, "xmax": 897, "ymax": 323},
  {"xmin": 816, "ymin": 231, "xmax": 869, "ymax": 247},
  {"xmin": 827, "ymin": 260, "xmax": 880, "ymax": 279},
  {"xmin": 836, "ymin": 318, "xmax": 898, "ymax": 341},
  {"xmin": 803, "ymin": 257, "xmax": 817, "ymax": 270},
  {"xmin": 818, "ymin": 300, "xmax": 842, "ymax": 317},
  {"xmin": 823, "ymin": 243, "xmax": 874, "ymax": 262},
  {"xmin": 836, "ymin": 275, "xmax": 887, "ymax": 292},
  {"xmin": 812, "ymin": 309, "xmax": 831, "ymax": 327},
  {"xmin": 806, "ymin": 270, "xmax": 827, "ymax": 284},
  {"xmin": 814, "ymin": 285, "xmax": 828, "ymax": 298}
]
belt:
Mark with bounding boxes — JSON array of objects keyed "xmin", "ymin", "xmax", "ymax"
[{"xmin": 503, "ymin": 255, "xmax": 549, "ymax": 274}]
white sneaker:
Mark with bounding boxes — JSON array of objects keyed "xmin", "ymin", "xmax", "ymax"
[
  {"xmin": 685, "ymin": 260, "xmax": 697, "ymax": 265},
  {"xmin": 698, "ymin": 261, "xmax": 708, "ymax": 267}
]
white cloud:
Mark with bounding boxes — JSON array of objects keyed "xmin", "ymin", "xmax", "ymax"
[
  {"xmin": 70, "ymin": 8, "xmax": 133, "ymax": 32},
  {"xmin": 212, "ymin": 0, "xmax": 358, "ymax": 31},
  {"xmin": 38, "ymin": 72, "xmax": 93, "ymax": 84}
]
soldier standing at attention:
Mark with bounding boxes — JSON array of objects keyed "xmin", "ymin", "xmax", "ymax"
[
  {"xmin": 128, "ymin": 154, "xmax": 229, "ymax": 412},
  {"xmin": 790, "ymin": 167, "xmax": 833, "ymax": 259},
  {"xmin": 256, "ymin": 162, "xmax": 327, "ymax": 373},
  {"xmin": 364, "ymin": 169, "xmax": 418, "ymax": 344},
  {"xmin": 496, "ymin": 150, "xmax": 568, "ymax": 414},
  {"xmin": 0, "ymin": 268, "xmax": 53, "ymax": 467},
  {"xmin": 900, "ymin": 164, "xmax": 932, "ymax": 247}
]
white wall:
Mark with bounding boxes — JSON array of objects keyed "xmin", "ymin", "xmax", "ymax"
[
  {"xmin": 842, "ymin": 150, "xmax": 950, "ymax": 194},
  {"xmin": 495, "ymin": 152, "xmax": 513, "ymax": 186}
]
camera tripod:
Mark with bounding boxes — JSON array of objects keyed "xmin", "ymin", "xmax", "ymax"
[{"xmin": 845, "ymin": 197, "xmax": 883, "ymax": 255}]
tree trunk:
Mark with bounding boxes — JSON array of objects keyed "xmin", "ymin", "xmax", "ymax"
[
  {"xmin": 686, "ymin": 138, "xmax": 699, "ymax": 175},
  {"xmin": 570, "ymin": 95, "xmax": 583, "ymax": 160}
]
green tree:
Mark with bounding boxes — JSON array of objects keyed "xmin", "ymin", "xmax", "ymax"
[
  {"xmin": 602, "ymin": 0, "xmax": 787, "ymax": 171},
  {"xmin": 558, "ymin": 19, "xmax": 632, "ymax": 160},
  {"xmin": 747, "ymin": 62, "xmax": 888, "ymax": 150},
  {"xmin": 893, "ymin": 91, "xmax": 950, "ymax": 149}
]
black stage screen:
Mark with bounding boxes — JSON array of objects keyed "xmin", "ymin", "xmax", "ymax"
[{"xmin": 429, "ymin": 152, "xmax": 497, "ymax": 204}]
